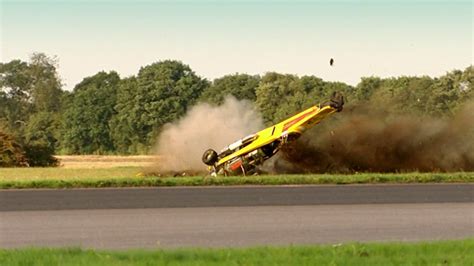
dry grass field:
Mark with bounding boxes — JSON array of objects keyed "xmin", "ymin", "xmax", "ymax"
[
  {"xmin": 0, "ymin": 155, "xmax": 158, "ymax": 181},
  {"xmin": 0, "ymin": 167, "xmax": 142, "ymax": 181},
  {"xmin": 55, "ymin": 155, "xmax": 158, "ymax": 168}
]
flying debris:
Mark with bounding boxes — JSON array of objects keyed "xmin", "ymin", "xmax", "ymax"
[
  {"xmin": 202, "ymin": 92, "xmax": 345, "ymax": 176},
  {"xmin": 330, "ymin": 58, "xmax": 334, "ymax": 66}
]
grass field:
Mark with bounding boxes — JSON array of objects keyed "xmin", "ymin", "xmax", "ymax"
[
  {"xmin": 0, "ymin": 167, "xmax": 141, "ymax": 180},
  {"xmin": 1, "ymin": 239, "xmax": 472, "ymax": 266},
  {"xmin": 0, "ymin": 156, "xmax": 472, "ymax": 189},
  {"xmin": 55, "ymin": 155, "xmax": 157, "ymax": 168},
  {"xmin": 0, "ymin": 166, "xmax": 473, "ymax": 189}
]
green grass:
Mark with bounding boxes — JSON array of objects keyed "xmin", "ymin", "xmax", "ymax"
[
  {"xmin": 0, "ymin": 168, "xmax": 473, "ymax": 189},
  {"xmin": 1, "ymin": 239, "xmax": 472, "ymax": 266}
]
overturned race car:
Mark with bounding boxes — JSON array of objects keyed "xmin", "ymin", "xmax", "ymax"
[{"xmin": 202, "ymin": 92, "xmax": 344, "ymax": 176}]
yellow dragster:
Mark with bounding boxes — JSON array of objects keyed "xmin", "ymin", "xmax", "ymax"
[{"xmin": 202, "ymin": 92, "xmax": 344, "ymax": 176}]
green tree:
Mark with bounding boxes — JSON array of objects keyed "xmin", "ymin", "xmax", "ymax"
[
  {"xmin": 28, "ymin": 53, "xmax": 63, "ymax": 113},
  {"xmin": 255, "ymin": 73, "xmax": 350, "ymax": 124},
  {"xmin": 1, "ymin": 54, "xmax": 63, "ymax": 165},
  {"xmin": 0, "ymin": 53, "xmax": 62, "ymax": 122},
  {"xmin": 109, "ymin": 77, "xmax": 144, "ymax": 154},
  {"xmin": 0, "ymin": 59, "xmax": 33, "ymax": 134},
  {"xmin": 255, "ymin": 73, "xmax": 304, "ymax": 124},
  {"xmin": 0, "ymin": 91, "xmax": 9, "ymax": 127},
  {"xmin": 24, "ymin": 110, "xmax": 67, "ymax": 164},
  {"xmin": 24, "ymin": 111, "xmax": 61, "ymax": 152},
  {"xmin": 132, "ymin": 60, "xmax": 209, "ymax": 148},
  {"xmin": 427, "ymin": 75, "xmax": 459, "ymax": 116},
  {"xmin": 368, "ymin": 76, "xmax": 434, "ymax": 115},
  {"xmin": 61, "ymin": 71, "xmax": 120, "ymax": 154},
  {"xmin": 300, "ymin": 76, "xmax": 352, "ymax": 109},
  {"xmin": 200, "ymin": 74, "xmax": 260, "ymax": 105},
  {"xmin": 458, "ymin": 66, "xmax": 474, "ymax": 103},
  {"xmin": 354, "ymin": 76, "xmax": 382, "ymax": 102}
]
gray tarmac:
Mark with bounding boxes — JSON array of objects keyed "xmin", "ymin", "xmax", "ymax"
[
  {"xmin": 1, "ymin": 183, "xmax": 472, "ymax": 211},
  {"xmin": 1, "ymin": 184, "xmax": 473, "ymax": 249},
  {"xmin": 1, "ymin": 204, "xmax": 473, "ymax": 249}
]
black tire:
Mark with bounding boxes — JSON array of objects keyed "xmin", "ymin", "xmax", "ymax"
[
  {"xmin": 261, "ymin": 141, "xmax": 279, "ymax": 157},
  {"xmin": 328, "ymin": 91, "xmax": 344, "ymax": 112},
  {"xmin": 202, "ymin": 149, "xmax": 218, "ymax": 166}
]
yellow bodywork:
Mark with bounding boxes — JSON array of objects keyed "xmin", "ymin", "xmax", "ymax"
[{"xmin": 216, "ymin": 105, "xmax": 338, "ymax": 167}]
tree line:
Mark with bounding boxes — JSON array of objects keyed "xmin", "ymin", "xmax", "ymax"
[{"xmin": 1, "ymin": 53, "xmax": 472, "ymax": 166}]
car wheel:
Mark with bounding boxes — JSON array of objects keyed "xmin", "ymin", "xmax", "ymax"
[
  {"xmin": 329, "ymin": 91, "xmax": 344, "ymax": 112},
  {"xmin": 202, "ymin": 149, "xmax": 218, "ymax": 166}
]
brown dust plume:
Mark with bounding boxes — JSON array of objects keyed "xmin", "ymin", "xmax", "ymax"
[{"xmin": 278, "ymin": 102, "xmax": 474, "ymax": 173}]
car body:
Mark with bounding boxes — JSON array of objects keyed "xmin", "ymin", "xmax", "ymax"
[{"xmin": 202, "ymin": 92, "xmax": 344, "ymax": 176}]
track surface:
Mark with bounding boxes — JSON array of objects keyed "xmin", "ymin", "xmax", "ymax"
[
  {"xmin": 1, "ymin": 204, "xmax": 473, "ymax": 249},
  {"xmin": 1, "ymin": 184, "xmax": 473, "ymax": 249},
  {"xmin": 1, "ymin": 183, "xmax": 472, "ymax": 211}
]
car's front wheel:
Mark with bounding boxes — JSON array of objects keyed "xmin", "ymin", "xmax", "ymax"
[{"xmin": 202, "ymin": 149, "xmax": 218, "ymax": 166}]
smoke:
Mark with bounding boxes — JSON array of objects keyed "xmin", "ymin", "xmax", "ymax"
[
  {"xmin": 278, "ymin": 101, "xmax": 474, "ymax": 173},
  {"xmin": 153, "ymin": 97, "xmax": 264, "ymax": 174}
]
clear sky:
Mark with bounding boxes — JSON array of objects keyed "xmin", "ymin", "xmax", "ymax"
[{"xmin": 1, "ymin": 0, "xmax": 472, "ymax": 90}]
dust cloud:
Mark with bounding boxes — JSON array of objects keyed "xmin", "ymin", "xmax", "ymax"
[
  {"xmin": 153, "ymin": 97, "xmax": 264, "ymax": 174},
  {"xmin": 154, "ymin": 96, "xmax": 473, "ymax": 175},
  {"xmin": 278, "ymin": 101, "xmax": 474, "ymax": 173}
]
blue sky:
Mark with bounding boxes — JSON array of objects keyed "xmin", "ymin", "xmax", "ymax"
[{"xmin": 1, "ymin": 0, "xmax": 472, "ymax": 89}]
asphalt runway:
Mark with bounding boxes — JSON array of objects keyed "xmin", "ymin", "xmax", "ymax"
[
  {"xmin": 1, "ymin": 184, "xmax": 473, "ymax": 249},
  {"xmin": 1, "ymin": 183, "xmax": 472, "ymax": 211}
]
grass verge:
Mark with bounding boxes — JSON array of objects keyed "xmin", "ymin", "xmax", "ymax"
[
  {"xmin": 1, "ymin": 239, "xmax": 472, "ymax": 266},
  {"xmin": 0, "ymin": 169, "xmax": 473, "ymax": 189}
]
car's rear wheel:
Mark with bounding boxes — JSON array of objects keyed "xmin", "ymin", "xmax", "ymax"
[
  {"xmin": 202, "ymin": 149, "xmax": 218, "ymax": 166},
  {"xmin": 325, "ymin": 91, "xmax": 344, "ymax": 112}
]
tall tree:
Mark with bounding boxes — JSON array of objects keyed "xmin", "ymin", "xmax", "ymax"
[
  {"xmin": 300, "ymin": 76, "xmax": 351, "ymax": 109},
  {"xmin": 28, "ymin": 53, "xmax": 63, "ymax": 113},
  {"xmin": 109, "ymin": 77, "xmax": 143, "ymax": 154},
  {"xmin": 61, "ymin": 71, "xmax": 120, "ymax": 154},
  {"xmin": 255, "ymin": 73, "xmax": 305, "ymax": 124},
  {"xmin": 132, "ymin": 60, "xmax": 209, "ymax": 148},
  {"xmin": 0, "ymin": 59, "xmax": 33, "ymax": 134},
  {"xmin": 354, "ymin": 76, "xmax": 382, "ymax": 102},
  {"xmin": 200, "ymin": 74, "xmax": 260, "ymax": 105},
  {"xmin": 1, "ymin": 54, "xmax": 63, "ymax": 165},
  {"xmin": 1, "ymin": 53, "xmax": 63, "ymax": 152}
]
